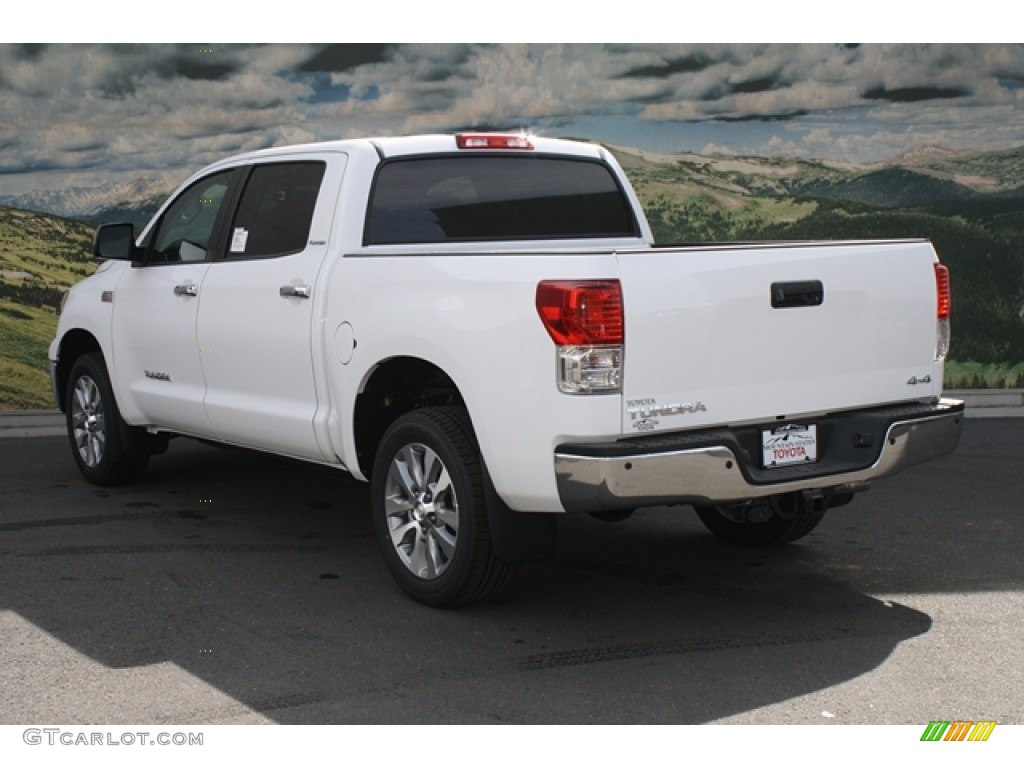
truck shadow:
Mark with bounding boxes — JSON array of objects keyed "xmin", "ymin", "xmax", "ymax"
[{"xmin": 3, "ymin": 421, "xmax": 1017, "ymax": 724}]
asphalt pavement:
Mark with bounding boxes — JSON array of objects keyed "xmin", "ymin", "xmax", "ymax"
[{"xmin": 0, "ymin": 416, "xmax": 1021, "ymax": 725}]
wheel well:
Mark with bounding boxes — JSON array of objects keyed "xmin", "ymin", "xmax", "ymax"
[
  {"xmin": 54, "ymin": 330, "xmax": 103, "ymax": 412},
  {"xmin": 354, "ymin": 357, "xmax": 465, "ymax": 478}
]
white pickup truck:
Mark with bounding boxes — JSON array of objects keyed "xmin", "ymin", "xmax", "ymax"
[{"xmin": 50, "ymin": 133, "xmax": 964, "ymax": 606}]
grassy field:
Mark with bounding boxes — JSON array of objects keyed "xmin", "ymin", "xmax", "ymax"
[
  {"xmin": 0, "ymin": 300, "xmax": 56, "ymax": 409},
  {"xmin": 943, "ymin": 360, "xmax": 1024, "ymax": 389},
  {"xmin": 0, "ymin": 207, "xmax": 95, "ymax": 409}
]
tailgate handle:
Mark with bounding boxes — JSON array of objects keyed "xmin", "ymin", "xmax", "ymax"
[{"xmin": 771, "ymin": 280, "xmax": 824, "ymax": 309}]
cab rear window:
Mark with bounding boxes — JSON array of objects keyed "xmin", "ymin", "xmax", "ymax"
[{"xmin": 365, "ymin": 155, "xmax": 638, "ymax": 245}]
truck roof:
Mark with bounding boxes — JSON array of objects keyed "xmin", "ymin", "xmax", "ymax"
[{"xmin": 218, "ymin": 133, "xmax": 608, "ymax": 164}]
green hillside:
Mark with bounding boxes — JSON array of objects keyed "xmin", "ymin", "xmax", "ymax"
[
  {"xmin": 794, "ymin": 167, "xmax": 980, "ymax": 208},
  {"xmin": 752, "ymin": 203, "xmax": 1024, "ymax": 364},
  {"xmin": 927, "ymin": 146, "xmax": 1024, "ymax": 192},
  {"xmin": 0, "ymin": 207, "xmax": 95, "ymax": 408}
]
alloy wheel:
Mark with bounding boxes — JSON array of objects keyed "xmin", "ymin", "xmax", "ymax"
[
  {"xmin": 70, "ymin": 374, "xmax": 106, "ymax": 468},
  {"xmin": 383, "ymin": 442, "xmax": 460, "ymax": 579}
]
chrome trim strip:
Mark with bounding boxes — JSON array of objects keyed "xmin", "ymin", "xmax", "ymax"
[{"xmin": 554, "ymin": 399, "xmax": 964, "ymax": 513}]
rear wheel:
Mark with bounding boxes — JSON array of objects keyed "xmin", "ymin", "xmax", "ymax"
[
  {"xmin": 588, "ymin": 509, "xmax": 635, "ymax": 523},
  {"xmin": 371, "ymin": 407, "xmax": 514, "ymax": 607},
  {"xmin": 695, "ymin": 498, "xmax": 825, "ymax": 547},
  {"xmin": 66, "ymin": 353, "xmax": 149, "ymax": 485}
]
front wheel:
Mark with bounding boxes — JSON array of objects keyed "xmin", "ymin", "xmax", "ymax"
[
  {"xmin": 65, "ymin": 353, "xmax": 149, "ymax": 485},
  {"xmin": 370, "ymin": 407, "xmax": 514, "ymax": 608}
]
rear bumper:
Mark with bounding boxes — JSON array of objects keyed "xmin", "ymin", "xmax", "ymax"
[{"xmin": 554, "ymin": 398, "xmax": 964, "ymax": 513}]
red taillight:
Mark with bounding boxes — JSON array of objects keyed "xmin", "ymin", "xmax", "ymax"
[
  {"xmin": 536, "ymin": 280, "xmax": 624, "ymax": 345},
  {"xmin": 456, "ymin": 133, "xmax": 534, "ymax": 150},
  {"xmin": 935, "ymin": 263, "xmax": 951, "ymax": 319}
]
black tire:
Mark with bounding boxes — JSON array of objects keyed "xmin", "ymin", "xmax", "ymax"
[
  {"xmin": 65, "ymin": 352, "xmax": 149, "ymax": 486},
  {"xmin": 371, "ymin": 407, "xmax": 514, "ymax": 608},
  {"xmin": 695, "ymin": 501, "xmax": 825, "ymax": 547},
  {"xmin": 588, "ymin": 509, "xmax": 635, "ymax": 523}
]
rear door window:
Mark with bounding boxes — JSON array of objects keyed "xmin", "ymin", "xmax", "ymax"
[
  {"xmin": 228, "ymin": 162, "xmax": 326, "ymax": 259},
  {"xmin": 365, "ymin": 155, "xmax": 638, "ymax": 245}
]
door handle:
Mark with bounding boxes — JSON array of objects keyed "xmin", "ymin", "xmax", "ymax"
[
  {"xmin": 771, "ymin": 280, "xmax": 824, "ymax": 309},
  {"xmin": 174, "ymin": 283, "xmax": 198, "ymax": 297},
  {"xmin": 279, "ymin": 284, "xmax": 311, "ymax": 299}
]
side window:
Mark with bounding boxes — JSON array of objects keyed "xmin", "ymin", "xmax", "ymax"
[
  {"xmin": 150, "ymin": 171, "xmax": 234, "ymax": 263},
  {"xmin": 227, "ymin": 162, "xmax": 326, "ymax": 259}
]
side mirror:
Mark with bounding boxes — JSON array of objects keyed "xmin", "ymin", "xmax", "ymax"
[{"xmin": 93, "ymin": 222, "xmax": 137, "ymax": 261}]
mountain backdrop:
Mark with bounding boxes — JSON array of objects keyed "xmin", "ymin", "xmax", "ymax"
[{"xmin": 2, "ymin": 142, "xmax": 1023, "ymax": 409}]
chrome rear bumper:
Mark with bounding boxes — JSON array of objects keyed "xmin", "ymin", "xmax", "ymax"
[{"xmin": 554, "ymin": 399, "xmax": 964, "ymax": 513}]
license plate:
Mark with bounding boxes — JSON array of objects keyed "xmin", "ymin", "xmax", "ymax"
[{"xmin": 762, "ymin": 424, "xmax": 818, "ymax": 468}]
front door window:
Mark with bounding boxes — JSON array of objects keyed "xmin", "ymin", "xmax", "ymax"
[{"xmin": 150, "ymin": 171, "xmax": 234, "ymax": 263}]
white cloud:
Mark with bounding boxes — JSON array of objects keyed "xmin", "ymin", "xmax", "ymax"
[
  {"xmin": 1, "ymin": 43, "xmax": 1023, "ymax": 195},
  {"xmin": 701, "ymin": 143, "xmax": 737, "ymax": 157}
]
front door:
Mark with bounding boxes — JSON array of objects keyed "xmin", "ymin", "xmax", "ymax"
[{"xmin": 111, "ymin": 170, "xmax": 236, "ymax": 436}]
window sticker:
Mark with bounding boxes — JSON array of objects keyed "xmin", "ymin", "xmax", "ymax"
[{"xmin": 230, "ymin": 227, "xmax": 249, "ymax": 253}]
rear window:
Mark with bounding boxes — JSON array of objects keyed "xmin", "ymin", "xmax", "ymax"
[{"xmin": 365, "ymin": 155, "xmax": 638, "ymax": 245}]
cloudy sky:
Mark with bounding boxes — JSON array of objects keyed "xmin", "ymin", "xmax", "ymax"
[{"xmin": 1, "ymin": 42, "xmax": 1023, "ymax": 196}]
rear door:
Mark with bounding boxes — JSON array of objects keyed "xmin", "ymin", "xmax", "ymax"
[
  {"xmin": 196, "ymin": 154, "xmax": 345, "ymax": 460},
  {"xmin": 617, "ymin": 240, "xmax": 942, "ymax": 436}
]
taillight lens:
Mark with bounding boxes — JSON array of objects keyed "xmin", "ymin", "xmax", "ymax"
[
  {"xmin": 536, "ymin": 280, "xmax": 623, "ymax": 345},
  {"xmin": 934, "ymin": 263, "xmax": 951, "ymax": 360},
  {"xmin": 934, "ymin": 264, "xmax": 951, "ymax": 320},
  {"xmin": 536, "ymin": 280, "xmax": 623, "ymax": 394}
]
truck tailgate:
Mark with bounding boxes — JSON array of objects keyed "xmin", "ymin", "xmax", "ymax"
[{"xmin": 616, "ymin": 239, "xmax": 943, "ymax": 435}]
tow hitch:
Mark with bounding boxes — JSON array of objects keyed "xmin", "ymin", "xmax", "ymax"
[{"xmin": 773, "ymin": 489, "xmax": 828, "ymax": 519}]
